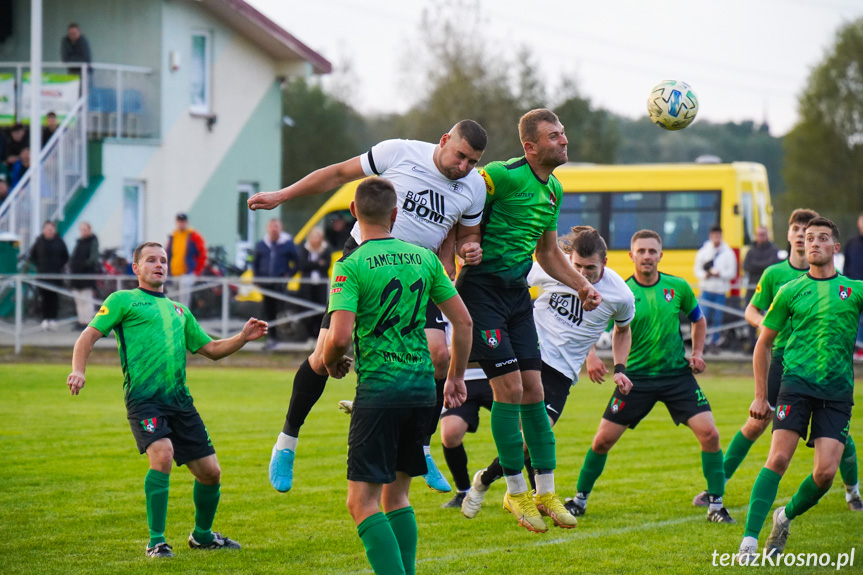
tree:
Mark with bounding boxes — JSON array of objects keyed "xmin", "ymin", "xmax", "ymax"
[{"xmin": 783, "ymin": 17, "xmax": 863, "ymax": 235}]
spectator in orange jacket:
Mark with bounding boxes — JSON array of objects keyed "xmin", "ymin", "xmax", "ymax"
[{"xmin": 166, "ymin": 213, "xmax": 206, "ymax": 307}]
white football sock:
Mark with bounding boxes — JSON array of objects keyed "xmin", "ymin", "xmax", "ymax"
[
  {"xmin": 275, "ymin": 432, "xmax": 298, "ymax": 451},
  {"xmin": 504, "ymin": 473, "xmax": 528, "ymax": 495}
]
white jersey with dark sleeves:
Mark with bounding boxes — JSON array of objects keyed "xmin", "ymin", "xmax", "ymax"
[
  {"xmin": 528, "ymin": 263, "xmax": 635, "ymax": 383},
  {"xmin": 351, "ymin": 139, "xmax": 486, "ymax": 252}
]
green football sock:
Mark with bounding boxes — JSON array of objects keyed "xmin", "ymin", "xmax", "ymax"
[
  {"xmin": 785, "ymin": 474, "xmax": 831, "ymax": 520},
  {"xmin": 576, "ymin": 448, "xmax": 608, "ymax": 495},
  {"xmin": 723, "ymin": 430, "xmax": 755, "ymax": 481},
  {"xmin": 840, "ymin": 436, "xmax": 858, "ymax": 487},
  {"xmin": 490, "ymin": 402, "xmax": 524, "ymax": 472},
  {"xmin": 521, "ymin": 401, "xmax": 556, "ymax": 471},
  {"xmin": 702, "ymin": 449, "xmax": 725, "ymax": 497},
  {"xmin": 386, "ymin": 507, "xmax": 417, "ymax": 575},
  {"xmin": 744, "ymin": 467, "xmax": 782, "ymax": 539},
  {"xmin": 144, "ymin": 469, "xmax": 170, "ymax": 547},
  {"xmin": 192, "ymin": 480, "xmax": 220, "ymax": 545},
  {"xmin": 357, "ymin": 512, "xmax": 405, "ymax": 575}
]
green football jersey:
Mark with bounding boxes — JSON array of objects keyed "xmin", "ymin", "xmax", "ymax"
[
  {"xmin": 328, "ymin": 238, "xmax": 458, "ymax": 408},
  {"xmin": 762, "ymin": 273, "xmax": 863, "ymax": 402},
  {"xmin": 625, "ymin": 273, "xmax": 699, "ymax": 379},
  {"xmin": 458, "ymin": 157, "xmax": 562, "ymax": 288},
  {"xmin": 750, "ymin": 259, "xmax": 809, "ymax": 353},
  {"xmin": 89, "ymin": 288, "xmax": 212, "ymax": 409}
]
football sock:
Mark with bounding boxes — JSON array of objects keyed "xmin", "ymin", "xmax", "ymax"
[
  {"xmin": 490, "ymin": 402, "xmax": 524, "ymax": 472},
  {"xmin": 357, "ymin": 512, "xmax": 404, "ymax": 575},
  {"xmin": 481, "ymin": 458, "xmax": 504, "ymax": 487},
  {"xmin": 283, "ymin": 358, "xmax": 328, "ymax": 437},
  {"xmin": 192, "ymin": 481, "xmax": 220, "ymax": 545},
  {"xmin": 442, "ymin": 444, "xmax": 470, "ymax": 491},
  {"xmin": 520, "ymin": 402, "xmax": 556, "ymax": 471},
  {"xmin": 702, "ymin": 449, "xmax": 726, "ymax": 497},
  {"xmin": 840, "ymin": 435, "xmax": 858, "ymax": 487},
  {"xmin": 785, "ymin": 473, "xmax": 831, "ymax": 520},
  {"xmin": 423, "ymin": 379, "xmax": 446, "ymax": 443},
  {"xmin": 723, "ymin": 430, "xmax": 755, "ymax": 481},
  {"xmin": 145, "ymin": 469, "xmax": 170, "ymax": 547},
  {"xmin": 535, "ymin": 470, "xmax": 554, "ymax": 496},
  {"xmin": 744, "ymin": 467, "xmax": 782, "ymax": 539},
  {"xmin": 576, "ymin": 448, "xmax": 608, "ymax": 496},
  {"xmin": 386, "ymin": 507, "xmax": 417, "ymax": 575},
  {"xmin": 275, "ymin": 432, "xmax": 298, "ymax": 451},
  {"xmin": 504, "ymin": 472, "xmax": 529, "ymax": 495}
]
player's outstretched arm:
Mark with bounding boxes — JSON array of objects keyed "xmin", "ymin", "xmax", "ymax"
[
  {"xmin": 744, "ymin": 302, "xmax": 764, "ymax": 330},
  {"xmin": 611, "ymin": 324, "xmax": 633, "ymax": 395},
  {"xmin": 534, "ymin": 230, "xmax": 602, "ymax": 311},
  {"xmin": 750, "ymin": 327, "xmax": 777, "ymax": 421},
  {"xmin": 688, "ymin": 316, "xmax": 707, "ymax": 374},
  {"xmin": 437, "ymin": 294, "xmax": 472, "ymax": 409},
  {"xmin": 323, "ymin": 310, "xmax": 355, "ymax": 379},
  {"xmin": 248, "ymin": 157, "xmax": 365, "ymax": 211},
  {"xmin": 196, "ymin": 318, "xmax": 268, "ymax": 360},
  {"xmin": 67, "ymin": 326, "xmax": 103, "ymax": 395}
]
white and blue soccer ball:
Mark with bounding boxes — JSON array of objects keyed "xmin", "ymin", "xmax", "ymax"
[{"xmin": 647, "ymin": 80, "xmax": 698, "ymax": 130}]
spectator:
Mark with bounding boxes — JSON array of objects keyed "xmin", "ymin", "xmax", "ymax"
[
  {"xmin": 844, "ymin": 213, "xmax": 863, "ymax": 359},
  {"xmin": 4, "ymin": 124, "xmax": 28, "ymax": 171},
  {"xmin": 42, "ymin": 112, "xmax": 60, "ymax": 146},
  {"xmin": 61, "ymin": 23, "xmax": 92, "ymax": 76},
  {"xmin": 28, "ymin": 220, "xmax": 69, "ymax": 331},
  {"xmin": 69, "ymin": 222, "xmax": 100, "ymax": 329},
  {"xmin": 743, "ymin": 226, "xmax": 781, "ymax": 290},
  {"xmin": 694, "ymin": 224, "xmax": 737, "ymax": 353},
  {"xmin": 9, "ymin": 147, "xmax": 30, "ymax": 189},
  {"xmin": 166, "ymin": 213, "xmax": 206, "ymax": 307},
  {"xmin": 253, "ymin": 218, "xmax": 298, "ymax": 349},
  {"xmin": 324, "ymin": 213, "xmax": 352, "ymax": 249},
  {"xmin": 297, "ymin": 227, "xmax": 332, "ymax": 341}
]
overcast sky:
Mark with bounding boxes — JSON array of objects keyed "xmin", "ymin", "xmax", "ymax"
[{"xmin": 247, "ymin": 0, "xmax": 863, "ymax": 136}]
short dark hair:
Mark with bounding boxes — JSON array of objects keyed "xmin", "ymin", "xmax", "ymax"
[
  {"xmin": 518, "ymin": 108, "xmax": 561, "ymax": 144},
  {"xmin": 46, "ymin": 111, "xmax": 57, "ymax": 118},
  {"xmin": 805, "ymin": 217, "xmax": 840, "ymax": 243},
  {"xmin": 68, "ymin": 23, "xmax": 80, "ymax": 30},
  {"xmin": 788, "ymin": 208, "xmax": 819, "ymax": 227},
  {"xmin": 561, "ymin": 226, "xmax": 607, "ymax": 260},
  {"xmin": 354, "ymin": 177, "xmax": 396, "ymax": 222},
  {"xmin": 631, "ymin": 229, "xmax": 662, "ymax": 247},
  {"xmin": 133, "ymin": 242, "xmax": 164, "ymax": 264},
  {"xmin": 453, "ymin": 120, "xmax": 487, "ymax": 151},
  {"xmin": 709, "ymin": 224, "xmax": 722, "ymax": 234}
]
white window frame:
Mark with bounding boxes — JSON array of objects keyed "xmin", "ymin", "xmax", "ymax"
[
  {"xmin": 122, "ymin": 179, "xmax": 145, "ymax": 260},
  {"xmin": 190, "ymin": 29, "xmax": 213, "ymax": 116}
]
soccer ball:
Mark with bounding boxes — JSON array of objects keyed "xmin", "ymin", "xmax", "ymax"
[{"xmin": 647, "ymin": 80, "xmax": 698, "ymax": 130}]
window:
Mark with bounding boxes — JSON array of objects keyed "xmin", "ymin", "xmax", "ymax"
[
  {"xmin": 236, "ymin": 183, "xmax": 257, "ymax": 269},
  {"xmin": 741, "ymin": 192, "xmax": 754, "ymax": 246},
  {"xmin": 122, "ymin": 180, "xmax": 145, "ymax": 260},
  {"xmin": 190, "ymin": 31, "xmax": 212, "ymax": 115}
]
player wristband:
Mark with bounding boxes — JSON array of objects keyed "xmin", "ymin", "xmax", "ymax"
[{"xmin": 614, "ymin": 363, "xmax": 626, "ymax": 374}]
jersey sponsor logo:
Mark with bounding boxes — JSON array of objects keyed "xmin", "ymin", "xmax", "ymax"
[
  {"xmin": 403, "ymin": 189, "xmax": 446, "ymax": 224},
  {"xmin": 330, "ymin": 287, "xmax": 342, "ymax": 294},
  {"xmin": 410, "ymin": 165, "xmax": 428, "ymax": 175},
  {"xmin": 479, "ymin": 169, "xmax": 495, "ymax": 195},
  {"xmin": 494, "ymin": 357, "xmax": 517, "ymax": 368},
  {"xmin": 515, "ymin": 191, "xmax": 532, "ymax": 199},
  {"xmin": 776, "ymin": 405, "xmax": 790, "ymax": 420},
  {"xmin": 172, "ymin": 304, "xmax": 184, "ymax": 316},
  {"xmin": 664, "ymin": 288, "xmax": 675, "ymax": 302},
  {"xmin": 97, "ymin": 305, "xmax": 109, "ymax": 316},
  {"xmin": 131, "ymin": 301, "xmax": 152, "ymax": 307},
  {"xmin": 610, "ymin": 398, "xmax": 625, "ymax": 413},
  {"xmin": 335, "ymin": 275, "xmax": 347, "ymax": 283},
  {"xmin": 548, "ymin": 292, "xmax": 585, "ymax": 326},
  {"xmin": 483, "ymin": 329, "xmax": 501, "ymax": 349},
  {"xmin": 755, "ymin": 282, "xmax": 763, "ymax": 294},
  {"xmin": 839, "ymin": 285, "xmax": 852, "ymax": 300},
  {"xmin": 141, "ymin": 417, "xmax": 157, "ymax": 433}
]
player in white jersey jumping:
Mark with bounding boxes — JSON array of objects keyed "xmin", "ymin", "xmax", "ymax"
[
  {"xmin": 248, "ymin": 120, "xmax": 488, "ymax": 494},
  {"xmin": 460, "ymin": 226, "xmax": 635, "ymax": 523}
]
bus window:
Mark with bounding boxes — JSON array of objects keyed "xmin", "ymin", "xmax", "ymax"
[
  {"xmin": 323, "ymin": 209, "xmax": 356, "ymax": 249},
  {"xmin": 606, "ymin": 190, "xmax": 720, "ymax": 250},
  {"xmin": 741, "ymin": 192, "xmax": 754, "ymax": 245},
  {"xmin": 756, "ymin": 191, "xmax": 769, "ymax": 233},
  {"xmin": 559, "ymin": 193, "xmax": 602, "ymax": 234}
]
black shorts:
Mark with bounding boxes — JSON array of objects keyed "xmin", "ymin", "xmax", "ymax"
[
  {"xmin": 541, "ymin": 361, "xmax": 572, "ymax": 425},
  {"xmin": 440, "ymin": 378, "xmax": 494, "ymax": 433},
  {"xmin": 347, "ymin": 404, "xmax": 437, "ymax": 483},
  {"xmin": 127, "ymin": 403, "xmax": 215, "ymax": 466},
  {"xmin": 602, "ymin": 372, "xmax": 711, "ymax": 429},
  {"xmin": 773, "ymin": 388, "xmax": 853, "ymax": 446},
  {"xmin": 767, "ymin": 352, "xmax": 784, "ymax": 409},
  {"xmin": 457, "ymin": 279, "xmax": 540, "ymax": 376}
]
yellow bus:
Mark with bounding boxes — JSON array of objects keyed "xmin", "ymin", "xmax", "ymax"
[{"xmin": 296, "ymin": 161, "xmax": 773, "ymax": 288}]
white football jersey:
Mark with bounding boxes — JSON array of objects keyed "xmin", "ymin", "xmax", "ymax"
[
  {"xmin": 352, "ymin": 139, "xmax": 486, "ymax": 251},
  {"xmin": 528, "ymin": 263, "xmax": 635, "ymax": 383}
]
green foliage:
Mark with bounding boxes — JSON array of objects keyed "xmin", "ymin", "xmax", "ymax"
[
  {"xmin": 2, "ymin": 364, "xmax": 860, "ymax": 574},
  {"xmin": 783, "ymin": 17, "xmax": 863, "ymax": 235}
]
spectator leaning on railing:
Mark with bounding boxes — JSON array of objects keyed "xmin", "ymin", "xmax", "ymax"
[
  {"xmin": 694, "ymin": 224, "xmax": 737, "ymax": 353},
  {"xmin": 166, "ymin": 213, "xmax": 207, "ymax": 308},
  {"xmin": 253, "ymin": 218, "xmax": 298, "ymax": 348},
  {"xmin": 69, "ymin": 222, "xmax": 100, "ymax": 329},
  {"xmin": 60, "ymin": 23, "xmax": 92, "ymax": 76}
]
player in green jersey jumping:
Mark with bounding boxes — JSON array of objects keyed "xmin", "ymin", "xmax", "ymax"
[
  {"xmin": 693, "ymin": 209, "xmax": 861, "ymax": 511},
  {"xmin": 566, "ymin": 229, "xmax": 736, "ymax": 524},
  {"xmin": 456, "ymin": 109, "xmax": 601, "ymax": 533},
  {"xmin": 66, "ymin": 242, "xmax": 268, "ymax": 559},
  {"xmin": 738, "ymin": 217, "xmax": 863, "ymax": 563},
  {"xmin": 323, "ymin": 177, "xmax": 472, "ymax": 575}
]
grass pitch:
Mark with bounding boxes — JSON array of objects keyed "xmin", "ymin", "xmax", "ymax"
[{"xmin": 0, "ymin": 362, "xmax": 859, "ymax": 574}]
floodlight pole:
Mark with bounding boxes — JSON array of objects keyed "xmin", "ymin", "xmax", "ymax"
[{"xmin": 30, "ymin": 0, "xmax": 43, "ymax": 243}]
